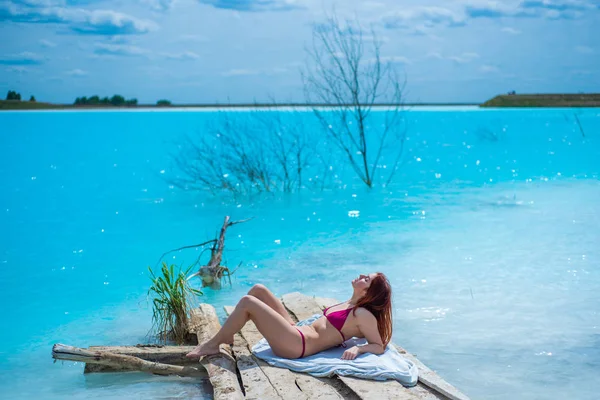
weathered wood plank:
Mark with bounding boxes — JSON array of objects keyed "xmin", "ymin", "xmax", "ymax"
[
  {"xmin": 224, "ymin": 305, "xmax": 308, "ymax": 399},
  {"xmin": 189, "ymin": 305, "xmax": 244, "ymax": 400},
  {"xmin": 314, "ymin": 296, "xmax": 338, "ymax": 310},
  {"xmin": 339, "ymin": 377, "xmax": 419, "ymax": 400},
  {"xmin": 407, "ymin": 384, "xmax": 451, "ymax": 400},
  {"xmin": 313, "ymin": 294, "xmax": 468, "ymax": 400},
  {"xmin": 233, "ymin": 334, "xmax": 282, "ymax": 400},
  {"xmin": 394, "ymin": 346, "xmax": 468, "ymax": 400},
  {"xmin": 84, "ymin": 345, "xmax": 199, "ymax": 373},
  {"xmin": 294, "ymin": 374, "xmax": 360, "ymax": 400},
  {"xmin": 223, "ymin": 306, "xmax": 282, "ymax": 400},
  {"xmin": 283, "ymin": 293, "xmax": 419, "ymax": 400}
]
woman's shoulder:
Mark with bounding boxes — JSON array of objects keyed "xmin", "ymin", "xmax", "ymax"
[{"xmin": 353, "ymin": 306, "xmax": 376, "ymax": 319}]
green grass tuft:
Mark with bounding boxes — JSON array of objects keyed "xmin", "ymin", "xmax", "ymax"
[{"xmin": 148, "ymin": 262, "xmax": 202, "ymax": 345}]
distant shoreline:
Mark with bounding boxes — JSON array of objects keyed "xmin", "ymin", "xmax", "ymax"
[
  {"xmin": 481, "ymin": 93, "xmax": 600, "ymax": 107},
  {"xmin": 2, "ymin": 93, "xmax": 600, "ymax": 110},
  {"xmin": 0, "ymin": 101, "xmax": 478, "ymax": 110}
]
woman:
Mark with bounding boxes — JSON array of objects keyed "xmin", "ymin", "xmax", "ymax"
[{"xmin": 186, "ymin": 272, "xmax": 392, "ymax": 360}]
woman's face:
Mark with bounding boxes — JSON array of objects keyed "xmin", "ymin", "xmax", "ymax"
[{"xmin": 352, "ymin": 273, "xmax": 377, "ymax": 292}]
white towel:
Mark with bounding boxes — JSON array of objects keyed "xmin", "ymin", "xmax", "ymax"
[{"xmin": 251, "ymin": 314, "xmax": 419, "ymax": 386}]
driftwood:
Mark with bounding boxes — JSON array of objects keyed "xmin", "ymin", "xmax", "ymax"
[
  {"xmin": 157, "ymin": 215, "xmax": 251, "ymax": 289},
  {"xmin": 197, "ymin": 216, "xmax": 250, "ymax": 288},
  {"xmin": 189, "ymin": 304, "xmax": 244, "ymax": 400},
  {"xmin": 52, "ymin": 344, "xmax": 205, "ymax": 378},
  {"xmin": 82, "ymin": 345, "xmax": 199, "ymax": 373}
]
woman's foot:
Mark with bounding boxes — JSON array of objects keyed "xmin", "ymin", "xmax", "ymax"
[{"xmin": 186, "ymin": 341, "xmax": 221, "ymax": 359}]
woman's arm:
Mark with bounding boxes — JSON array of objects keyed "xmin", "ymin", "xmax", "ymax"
[{"xmin": 341, "ymin": 308, "xmax": 385, "ymax": 360}]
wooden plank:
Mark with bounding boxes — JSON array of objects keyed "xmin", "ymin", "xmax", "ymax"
[
  {"xmin": 282, "ymin": 293, "xmax": 419, "ymax": 400},
  {"xmin": 232, "ymin": 334, "xmax": 282, "ymax": 400},
  {"xmin": 340, "ymin": 377, "xmax": 419, "ymax": 400},
  {"xmin": 223, "ymin": 306, "xmax": 282, "ymax": 400},
  {"xmin": 282, "ymin": 292, "xmax": 324, "ymax": 320},
  {"xmin": 394, "ymin": 346, "xmax": 468, "ymax": 400},
  {"xmin": 224, "ymin": 306, "xmax": 308, "ymax": 399},
  {"xmin": 313, "ymin": 294, "xmax": 468, "ymax": 400},
  {"xmin": 294, "ymin": 374, "xmax": 360, "ymax": 400},
  {"xmin": 407, "ymin": 383, "xmax": 451, "ymax": 400},
  {"xmin": 189, "ymin": 305, "xmax": 244, "ymax": 400},
  {"xmin": 84, "ymin": 345, "xmax": 199, "ymax": 373},
  {"xmin": 225, "ymin": 305, "xmax": 349, "ymax": 400},
  {"xmin": 314, "ymin": 296, "xmax": 338, "ymax": 309}
]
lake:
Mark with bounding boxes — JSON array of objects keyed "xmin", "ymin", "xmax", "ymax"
[{"xmin": 0, "ymin": 107, "xmax": 598, "ymax": 399}]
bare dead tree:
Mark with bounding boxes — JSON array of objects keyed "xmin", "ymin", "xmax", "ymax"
[
  {"xmin": 157, "ymin": 216, "xmax": 251, "ymax": 289},
  {"xmin": 169, "ymin": 103, "xmax": 329, "ymax": 196},
  {"xmin": 169, "ymin": 113, "xmax": 272, "ymax": 195},
  {"xmin": 303, "ymin": 13, "xmax": 407, "ymax": 188},
  {"xmin": 252, "ymin": 104, "xmax": 321, "ymax": 192}
]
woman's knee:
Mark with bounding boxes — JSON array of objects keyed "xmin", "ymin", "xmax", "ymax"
[
  {"xmin": 248, "ymin": 283, "xmax": 268, "ymax": 297},
  {"xmin": 238, "ymin": 294, "xmax": 259, "ymax": 309}
]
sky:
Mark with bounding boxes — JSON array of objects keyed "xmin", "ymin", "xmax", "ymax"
[{"xmin": 1, "ymin": 0, "xmax": 598, "ymax": 104}]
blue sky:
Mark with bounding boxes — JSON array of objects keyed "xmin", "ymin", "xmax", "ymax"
[{"xmin": 1, "ymin": 0, "xmax": 598, "ymax": 103}]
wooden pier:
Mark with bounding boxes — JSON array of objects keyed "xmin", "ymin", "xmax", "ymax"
[{"xmin": 53, "ymin": 292, "xmax": 470, "ymax": 400}]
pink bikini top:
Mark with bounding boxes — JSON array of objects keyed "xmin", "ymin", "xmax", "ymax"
[{"xmin": 323, "ymin": 303, "xmax": 354, "ymax": 343}]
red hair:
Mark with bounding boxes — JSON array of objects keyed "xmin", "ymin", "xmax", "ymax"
[{"xmin": 354, "ymin": 272, "xmax": 393, "ymax": 346}]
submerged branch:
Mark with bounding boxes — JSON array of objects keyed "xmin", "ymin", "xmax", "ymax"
[
  {"xmin": 155, "ymin": 239, "xmax": 218, "ymax": 269},
  {"xmin": 574, "ymin": 113, "xmax": 586, "ymax": 138}
]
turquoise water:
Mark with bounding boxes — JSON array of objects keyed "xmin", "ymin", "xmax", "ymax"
[{"xmin": 0, "ymin": 108, "xmax": 598, "ymax": 399}]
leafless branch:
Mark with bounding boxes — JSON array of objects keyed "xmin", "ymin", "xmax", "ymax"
[
  {"xmin": 169, "ymin": 100, "xmax": 331, "ymax": 195},
  {"xmin": 304, "ymin": 12, "xmax": 407, "ymax": 188},
  {"xmin": 155, "ymin": 239, "xmax": 217, "ymax": 269}
]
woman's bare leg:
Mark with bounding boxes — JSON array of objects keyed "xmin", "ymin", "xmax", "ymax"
[
  {"xmin": 186, "ymin": 295, "xmax": 302, "ymax": 359},
  {"xmin": 247, "ymin": 284, "xmax": 295, "ymax": 325}
]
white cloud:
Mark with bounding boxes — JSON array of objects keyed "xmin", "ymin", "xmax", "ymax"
[
  {"xmin": 382, "ymin": 7, "xmax": 465, "ymax": 31},
  {"xmin": 575, "ymin": 45, "xmax": 594, "ymax": 54},
  {"xmin": 367, "ymin": 55, "xmax": 411, "ymax": 65},
  {"xmin": 382, "ymin": 55, "xmax": 411, "ymax": 64},
  {"xmin": 93, "ymin": 43, "xmax": 149, "ymax": 57},
  {"xmin": 198, "ymin": 0, "xmax": 305, "ymax": 12},
  {"xmin": 222, "ymin": 69, "xmax": 261, "ymax": 77},
  {"xmin": 465, "ymin": 0, "xmax": 598, "ymax": 20},
  {"xmin": 480, "ymin": 64, "xmax": 500, "ymax": 73},
  {"xmin": 39, "ymin": 39, "xmax": 57, "ymax": 47},
  {"xmin": 0, "ymin": 51, "xmax": 44, "ymax": 65},
  {"xmin": 427, "ymin": 52, "xmax": 479, "ymax": 63},
  {"xmin": 5, "ymin": 66, "xmax": 31, "ymax": 73},
  {"xmin": 221, "ymin": 66, "xmax": 290, "ymax": 77},
  {"xmin": 448, "ymin": 52, "xmax": 480, "ymax": 63},
  {"xmin": 178, "ymin": 34, "xmax": 209, "ymax": 42},
  {"xmin": 65, "ymin": 68, "xmax": 88, "ymax": 76},
  {"xmin": 501, "ymin": 27, "xmax": 521, "ymax": 34},
  {"xmin": 1, "ymin": 2, "xmax": 158, "ymax": 35},
  {"xmin": 162, "ymin": 51, "xmax": 200, "ymax": 60},
  {"xmin": 140, "ymin": 0, "xmax": 175, "ymax": 12}
]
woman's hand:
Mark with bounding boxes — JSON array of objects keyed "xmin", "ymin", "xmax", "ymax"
[{"xmin": 341, "ymin": 346, "xmax": 361, "ymax": 360}]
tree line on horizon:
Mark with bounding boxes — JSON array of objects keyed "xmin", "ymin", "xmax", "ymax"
[
  {"xmin": 6, "ymin": 90, "xmax": 35, "ymax": 102},
  {"xmin": 73, "ymin": 95, "xmax": 173, "ymax": 107},
  {"xmin": 74, "ymin": 94, "xmax": 138, "ymax": 106}
]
